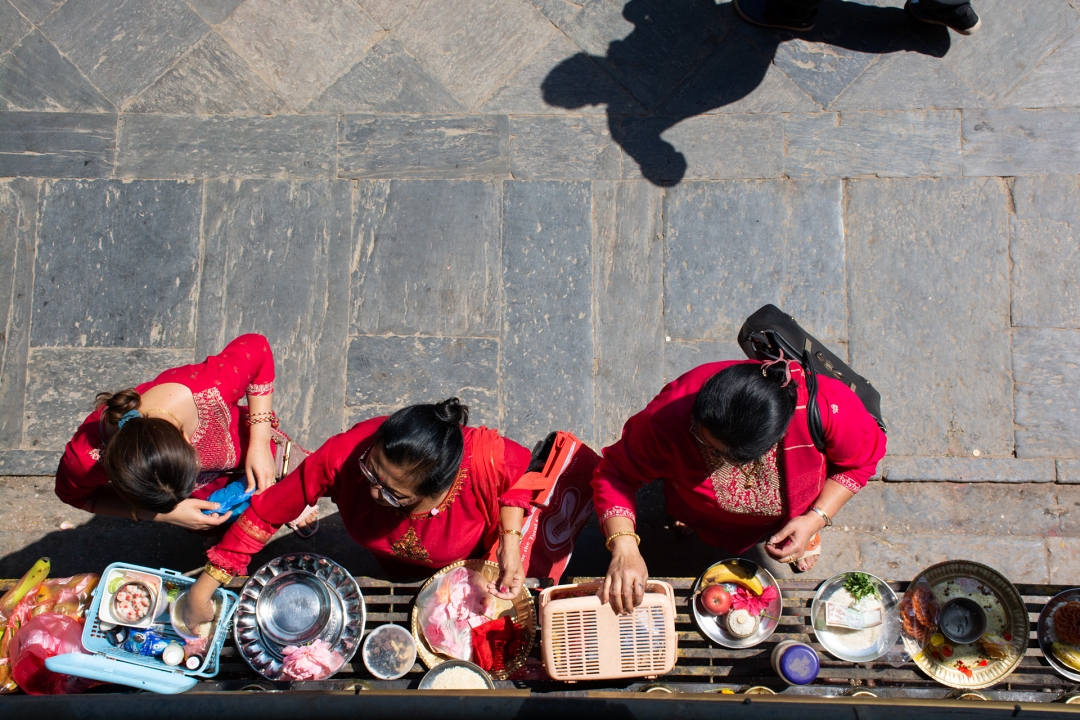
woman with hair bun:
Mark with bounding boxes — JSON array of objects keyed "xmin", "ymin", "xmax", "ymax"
[
  {"xmin": 54, "ymin": 334, "xmax": 284, "ymax": 532},
  {"xmin": 593, "ymin": 358, "xmax": 887, "ymax": 615},
  {"xmin": 184, "ymin": 398, "xmax": 555, "ymax": 626}
]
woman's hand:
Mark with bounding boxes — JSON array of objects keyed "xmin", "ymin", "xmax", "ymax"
[
  {"xmin": 245, "ymin": 440, "xmax": 276, "ymax": 494},
  {"xmin": 764, "ymin": 512, "xmax": 824, "ymax": 567},
  {"xmin": 155, "ymin": 498, "xmax": 232, "ymax": 531},
  {"xmin": 182, "ymin": 574, "xmax": 219, "ymax": 628},
  {"xmin": 487, "ymin": 536, "xmax": 524, "ymax": 600},
  {"xmin": 600, "ymin": 536, "xmax": 649, "ymax": 615}
]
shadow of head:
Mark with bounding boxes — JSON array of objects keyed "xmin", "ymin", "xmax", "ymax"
[{"xmin": 542, "ymin": 0, "xmax": 951, "ymax": 186}]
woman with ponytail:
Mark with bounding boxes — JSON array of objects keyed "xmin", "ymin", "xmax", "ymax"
[
  {"xmin": 54, "ymin": 334, "xmax": 282, "ymax": 532},
  {"xmin": 184, "ymin": 398, "xmax": 540, "ymax": 626},
  {"xmin": 592, "ymin": 358, "xmax": 887, "ymax": 615}
]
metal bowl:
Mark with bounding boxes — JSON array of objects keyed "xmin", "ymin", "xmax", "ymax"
[
  {"xmin": 939, "ymin": 597, "xmax": 987, "ymax": 644},
  {"xmin": 418, "ymin": 660, "xmax": 495, "ymax": 690},
  {"xmin": 1038, "ymin": 588, "xmax": 1080, "ymax": 682},
  {"xmin": 363, "ymin": 624, "xmax": 417, "ymax": 680},
  {"xmin": 234, "ymin": 553, "xmax": 365, "ymax": 680},
  {"xmin": 810, "ymin": 571, "xmax": 901, "ymax": 662},
  {"xmin": 691, "ymin": 558, "xmax": 782, "ymax": 649},
  {"xmin": 110, "ymin": 580, "xmax": 156, "ymax": 626}
]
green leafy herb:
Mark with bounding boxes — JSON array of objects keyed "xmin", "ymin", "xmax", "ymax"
[{"xmin": 843, "ymin": 572, "xmax": 877, "ymax": 602}]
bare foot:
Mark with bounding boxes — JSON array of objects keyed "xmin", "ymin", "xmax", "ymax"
[
  {"xmin": 795, "ymin": 553, "xmax": 819, "ymax": 573},
  {"xmin": 673, "ymin": 520, "xmax": 694, "ymax": 536}
]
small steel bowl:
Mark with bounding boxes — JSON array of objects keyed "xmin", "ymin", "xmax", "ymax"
[
  {"xmin": 939, "ymin": 597, "xmax": 986, "ymax": 644},
  {"xmin": 255, "ymin": 571, "xmax": 333, "ymax": 646},
  {"xmin": 418, "ymin": 660, "xmax": 494, "ymax": 690},
  {"xmin": 110, "ymin": 580, "xmax": 156, "ymax": 625}
]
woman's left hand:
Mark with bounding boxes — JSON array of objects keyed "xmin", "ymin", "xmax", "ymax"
[
  {"xmin": 487, "ymin": 538, "xmax": 524, "ymax": 600},
  {"xmin": 245, "ymin": 441, "xmax": 276, "ymax": 494},
  {"xmin": 764, "ymin": 513, "xmax": 823, "ymax": 565}
]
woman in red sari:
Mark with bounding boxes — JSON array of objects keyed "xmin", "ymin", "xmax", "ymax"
[
  {"xmin": 54, "ymin": 334, "xmax": 281, "ymax": 532},
  {"xmin": 594, "ymin": 358, "xmax": 887, "ymax": 614},
  {"xmin": 183, "ymin": 398, "xmax": 536, "ymax": 626}
]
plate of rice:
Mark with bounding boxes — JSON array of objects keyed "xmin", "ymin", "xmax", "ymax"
[{"xmin": 811, "ymin": 571, "xmax": 901, "ymax": 662}]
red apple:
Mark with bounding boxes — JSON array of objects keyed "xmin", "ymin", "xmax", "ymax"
[{"xmin": 700, "ymin": 584, "xmax": 733, "ymax": 616}]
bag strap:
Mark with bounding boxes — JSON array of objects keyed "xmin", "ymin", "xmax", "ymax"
[{"xmin": 745, "ymin": 331, "xmax": 826, "ymax": 451}]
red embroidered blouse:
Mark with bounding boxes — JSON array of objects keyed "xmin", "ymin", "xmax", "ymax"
[
  {"xmin": 54, "ymin": 334, "xmax": 276, "ymax": 511},
  {"xmin": 591, "ymin": 360, "xmax": 887, "ymax": 553},
  {"xmin": 206, "ymin": 418, "xmax": 533, "ymax": 576}
]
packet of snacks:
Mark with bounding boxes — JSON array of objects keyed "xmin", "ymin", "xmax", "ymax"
[{"xmin": 898, "ymin": 576, "xmax": 939, "ymax": 648}]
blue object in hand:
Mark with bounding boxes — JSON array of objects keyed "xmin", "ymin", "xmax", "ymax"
[{"xmin": 202, "ymin": 479, "xmax": 255, "ymax": 516}]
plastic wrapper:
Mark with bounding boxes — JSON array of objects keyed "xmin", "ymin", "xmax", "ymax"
[
  {"xmin": 898, "ymin": 576, "xmax": 939, "ymax": 648},
  {"xmin": 279, "ymin": 639, "xmax": 345, "ymax": 681},
  {"xmin": 8, "ymin": 613, "xmax": 93, "ymax": 695},
  {"xmin": 471, "ymin": 615, "xmax": 524, "ymax": 674},
  {"xmin": 417, "ymin": 567, "xmax": 497, "ymax": 662}
]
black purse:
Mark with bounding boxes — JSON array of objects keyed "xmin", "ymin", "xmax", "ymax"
[{"xmin": 737, "ymin": 304, "xmax": 887, "ymax": 450}]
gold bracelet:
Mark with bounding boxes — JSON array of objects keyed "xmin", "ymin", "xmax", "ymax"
[
  {"xmin": 130, "ymin": 504, "xmax": 140, "ymax": 522},
  {"xmin": 605, "ymin": 530, "xmax": 641, "ymax": 552},
  {"xmin": 499, "ymin": 528, "xmax": 523, "ymax": 539},
  {"xmin": 203, "ymin": 562, "xmax": 233, "ymax": 585}
]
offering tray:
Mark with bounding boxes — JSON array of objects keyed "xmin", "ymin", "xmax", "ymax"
[
  {"xmin": 902, "ymin": 560, "xmax": 1027, "ymax": 690},
  {"xmin": 409, "ymin": 559, "xmax": 535, "ymax": 680},
  {"xmin": 691, "ymin": 558, "xmax": 781, "ymax": 649},
  {"xmin": 234, "ymin": 553, "xmax": 365, "ymax": 680},
  {"xmin": 1037, "ymin": 587, "xmax": 1080, "ymax": 682},
  {"xmin": 810, "ymin": 571, "xmax": 901, "ymax": 662}
]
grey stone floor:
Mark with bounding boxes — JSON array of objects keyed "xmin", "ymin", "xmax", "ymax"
[{"xmin": 1, "ymin": 0, "xmax": 1079, "ymax": 581}]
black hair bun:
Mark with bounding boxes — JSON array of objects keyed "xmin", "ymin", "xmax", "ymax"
[{"xmin": 433, "ymin": 397, "xmax": 469, "ymax": 427}]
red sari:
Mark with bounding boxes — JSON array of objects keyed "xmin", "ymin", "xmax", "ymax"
[
  {"xmin": 591, "ymin": 360, "xmax": 887, "ymax": 553},
  {"xmin": 54, "ymin": 334, "xmax": 276, "ymax": 512},
  {"xmin": 207, "ymin": 419, "xmax": 533, "ymax": 576}
]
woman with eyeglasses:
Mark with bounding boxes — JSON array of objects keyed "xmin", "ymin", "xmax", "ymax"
[
  {"xmin": 183, "ymin": 398, "xmax": 537, "ymax": 627},
  {"xmin": 592, "ymin": 358, "xmax": 886, "ymax": 615}
]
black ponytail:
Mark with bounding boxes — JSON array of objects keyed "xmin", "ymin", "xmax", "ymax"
[
  {"xmin": 691, "ymin": 363, "xmax": 797, "ymax": 463},
  {"xmin": 373, "ymin": 398, "xmax": 468, "ymax": 497}
]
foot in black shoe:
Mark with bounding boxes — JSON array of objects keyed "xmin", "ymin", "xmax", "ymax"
[
  {"xmin": 734, "ymin": 0, "xmax": 816, "ymax": 32},
  {"xmin": 905, "ymin": 0, "xmax": 981, "ymax": 35}
]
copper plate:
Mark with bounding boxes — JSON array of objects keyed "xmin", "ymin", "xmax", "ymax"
[
  {"xmin": 409, "ymin": 559, "xmax": 535, "ymax": 680},
  {"xmin": 902, "ymin": 560, "xmax": 1027, "ymax": 690}
]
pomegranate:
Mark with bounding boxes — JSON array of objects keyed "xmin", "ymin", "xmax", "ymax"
[{"xmin": 700, "ymin": 584, "xmax": 733, "ymax": 616}]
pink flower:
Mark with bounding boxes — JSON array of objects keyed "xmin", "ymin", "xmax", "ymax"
[
  {"xmin": 280, "ymin": 639, "xmax": 345, "ymax": 681},
  {"xmin": 731, "ymin": 585, "xmax": 779, "ymax": 616}
]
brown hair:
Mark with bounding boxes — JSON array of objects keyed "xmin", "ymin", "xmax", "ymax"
[{"xmin": 96, "ymin": 389, "xmax": 199, "ymax": 513}]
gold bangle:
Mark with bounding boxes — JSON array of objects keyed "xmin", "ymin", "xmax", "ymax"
[
  {"xmin": 203, "ymin": 562, "xmax": 233, "ymax": 585},
  {"xmin": 605, "ymin": 530, "xmax": 641, "ymax": 552},
  {"xmin": 499, "ymin": 528, "xmax": 523, "ymax": 539},
  {"xmin": 130, "ymin": 504, "xmax": 140, "ymax": 522}
]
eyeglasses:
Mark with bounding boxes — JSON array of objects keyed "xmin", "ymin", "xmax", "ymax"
[{"xmin": 358, "ymin": 451, "xmax": 416, "ymax": 508}]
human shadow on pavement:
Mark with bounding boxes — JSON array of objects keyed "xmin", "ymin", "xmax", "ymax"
[{"xmin": 542, "ymin": 0, "xmax": 951, "ymax": 186}]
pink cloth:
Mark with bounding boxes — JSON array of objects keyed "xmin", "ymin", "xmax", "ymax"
[{"xmin": 279, "ymin": 639, "xmax": 345, "ymax": 681}]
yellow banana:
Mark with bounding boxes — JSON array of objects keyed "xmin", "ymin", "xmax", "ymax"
[
  {"xmin": 1053, "ymin": 642, "xmax": 1080, "ymax": 673},
  {"xmin": 0, "ymin": 556, "xmax": 50, "ymax": 619},
  {"xmin": 701, "ymin": 562, "xmax": 763, "ymax": 595}
]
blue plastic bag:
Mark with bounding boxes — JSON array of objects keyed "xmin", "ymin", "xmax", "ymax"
[{"xmin": 202, "ymin": 480, "xmax": 254, "ymax": 516}]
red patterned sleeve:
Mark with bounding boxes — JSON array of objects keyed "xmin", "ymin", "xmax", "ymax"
[
  {"xmin": 496, "ymin": 435, "xmax": 533, "ymax": 511},
  {"xmin": 816, "ymin": 377, "xmax": 888, "ymax": 494},
  {"xmin": 54, "ymin": 412, "xmax": 108, "ymax": 511},
  {"xmin": 155, "ymin": 334, "xmax": 275, "ymax": 403}
]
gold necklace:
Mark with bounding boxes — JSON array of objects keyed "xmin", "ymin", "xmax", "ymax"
[
  {"xmin": 142, "ymin": 407, "xmax": 184, "ymax": 430},
  {"xmin": 736, "ymin": 459, "xmax": 761, "ymax": 489}
]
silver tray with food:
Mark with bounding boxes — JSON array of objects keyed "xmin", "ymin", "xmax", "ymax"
[
  {"xmin": 691, "ymin": 558, "xmax": 782, "ymax": 649},
  {"xmin": 1038, "ymin": 588, "xmax": 1080, "ymax": 682},
  {"xmin": 811, "ymin": 571, "xmax": 901, "ymax": 662}
]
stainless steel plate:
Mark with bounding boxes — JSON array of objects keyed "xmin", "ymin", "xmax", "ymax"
[
  {"xmin": 234, "ymin": 553, "xmax": 365, "ymax": 680},
  {"xmin": 810, "ymin": 571, "xmax": 901, "ymax": 662},
  {"xmin": 1038, "ymin": 588, "xmax": 1080, "ymax": 683},
  {"xmin": 691, "ymin": 559, "xmax": 781, "ymax": 649}
]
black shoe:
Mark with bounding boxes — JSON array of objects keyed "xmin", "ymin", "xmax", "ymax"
[
  {"xmin": 905, "ymin": 0, "xmax": 981, "ymax": 35},
  {"xmin": 733, "ymin": 0, "xmax": 816, "ymax": 32}
]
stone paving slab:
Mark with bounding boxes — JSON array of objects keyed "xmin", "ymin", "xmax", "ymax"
[
  {"xmin": 0, "ymin": 30, "xmax": 115, "ymax": 113},
  {"xmin": 1013, "ymin": 327, "xmax": 1080, "ymax": 460},
  {"xmin": 0, "ymin": 178, "xmax": 35, "ymax": 448},
  {"xmin": 7, "ymin": 0, "xmax": 64, "ymax": 27},
  {"xmin": 963, "ymin": 108, "xmax": 1080, "ymax": 176},
  {"xmin": 1059, "ymin": 461, "xmax": 1080, "ymax": 485},
  {"xmin": 1003, "ymin": 31, "xmax": 1080, "ymax": 109},
  {"xmin": 831, "ymin": 52, "xmax": 986, "ymax": 111},
  {"xmin": 0, "ymin": 1, "xmax": 31, "ymax": 57},
  {"xmin": 0, "ymin": 112, "xmax": 115, "ymax": 178},
  {"xmin": 880, "ymin": 457, "xmax": 1057, "ymax": 483}
]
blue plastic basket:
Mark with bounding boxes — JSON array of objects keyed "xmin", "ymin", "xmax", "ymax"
[{"xmin": 47, "ymin": 562, "xmax": 238, "ymax": 693}]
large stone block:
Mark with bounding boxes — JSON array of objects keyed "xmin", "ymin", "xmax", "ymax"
[
  {"xmin": 662, "ymin": 341, "xmax": 748, "ymax": 385},
  {"xmin": 0, "ymin": 178, "xmax": 36, "ymax": 448},
  {"xmin": 185, "ymin": 0, "xmax": 243, "ymax": 25},
  {"xmin": 881, "ymin": 482, "xmax": 1059, "ymax": 536},
  {"xmin": 0, "ymin": 112, "xmax": 115, "ymax": 178},
  {"xmin": 40, "ymin": 0, "xmax": 207, "ymax": 106},
  {"xmin": 857, "ymin": 532, "xmax": 1048, "ymax": 583},
  {"xmin": 880, "ymin": 457, "xmax": 1056, "ymax": 483},
  {"xmin": 351, "ymin": 180, "xmax": 502, "ymax": 338},
  {"xmin": 832, "ymin": 52, "xmax": 986, "ymax": 111},
  {"xmin": 963, "ymin": 108, "xmax": 1080, "ymax": 176},
  {"xmin": 593, "ymin": 181, "xmax": 664, "ymax": 448},
  {"xmin": 510, "ymin": 115, "xmax": 625, "ymax": 180},
  {"xmin": 306, "ymin": 38, "xmax": 463, "ymax": 114},
  {"xmin": 941, "ymin": 0, "xmax": 1080, "ymax": 101},
  {"xmin": 23, "ymin": 348, "xmax": 194, "ymax": 450},
  {"xmin": 346, "ymin": 335, "xmax": 499, "ymax": 428},
  {"xmin": 501, "ymin": 181, "xmax": 593, "ymax": 447},
  {"xmin": 658, "ymin": 114, "xmax": 785, "ymax": 180},
  {"xmin": 773, "ymin": 39, "xmax": 878, "ymax": 110},
  {"xmin": 1060, "ymin": 460, "xmax": 1080, "ymax": 485},
  {"xmin": 218, "ymin": 0, "xmax": 383, "ymax": 109},
  {"xmin": 1049, "ymin": 538, "xmax": 1080, "ymax": 584},
  {"xmin": 8, "ymin": 0, "xmax": 64, "ymax": 26},
  {"xmin": 33, "ymin": 180, "xmax": 202, "ymax": 348},
  {"xmin": 365, "ymin": 0, "xmax": 554, "ymax": 109},
  {"xmin": 0, "ymin": 1, "xmax": 31, "ymax": 56},
  {"xmin": 663, "ymin": 180, "xmax": 846, "ymax": 342},
  {"xmin": 127, "ymin": 32, "xmax": 285, "ymax": 115},
  {"xmin": 1014, "ymin": 327, "xmax": 1080, "ymax": 459},
  {"xmin": 0, "ymin": 451, "xmax": 61, "ymax": 475},
  {"xmin": 116, "ymin": 114, "xmax": 336, "ymax": 179},
  {"xmin": 1055, "ymin": 484, "xmax": 1080, "ymax": 536},
  {"xmin": 1010, "ymin": 175, "xmax": 1080, "ymax": 328},
  {"xmin": 196, "ymin": 180, "xmax": 352, "ymax": 446},
  {"xmin": 846, "ymin": 178, "xmax": 1012, "ymax": 456},
  {"xmin": 1003, "ymin": 32, "xmax": 1080, "ymax": 109},
  {"xmin": 527, "ymin": 0, "xmax": 581, "ymax": 28},
  {"xmin": 338, "ymin": 115, "xmax": 509, "ymax": 179},
  {"xmin": 0, "ymin": 30, "xmax": 114, "ymax": 113},
  {"xmin": 785, "ymin": 110, "xmax": 961, "ymax": 178}
]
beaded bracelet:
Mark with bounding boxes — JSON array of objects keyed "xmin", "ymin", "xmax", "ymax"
[
  {"xmin": 246, "ymin": 411, "xmax": 279, "ymax": 429},
  {"xmin": 605, "ymin": 530, "xmax": 641, "ymax": 552}
]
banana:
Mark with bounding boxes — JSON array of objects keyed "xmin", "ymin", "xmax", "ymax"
[
  {"xmin": 0, "ymin": 556, "xmax": 50, "ymax": 619},
  {"xmin": 701, "ymin": 562, "xmax": 764, "ymax": 596},
  {"xmin": 1053, "ymin": 642, "xmax": 1080, "ymax": 673}
]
